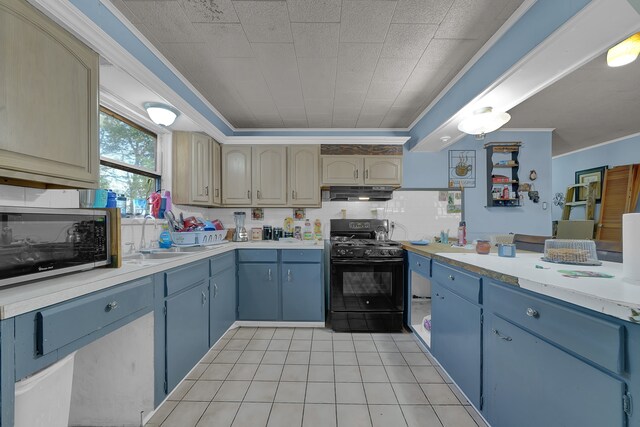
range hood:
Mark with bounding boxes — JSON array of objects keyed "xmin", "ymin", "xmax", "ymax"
[{"xmin": 323, "ymin": 186, "xmax": 395, "ymax": 201}]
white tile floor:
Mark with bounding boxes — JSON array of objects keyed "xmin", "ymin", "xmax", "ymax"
[{"xmin": 145, "ymin": 327, "xmax": 488, "ymax": 427}]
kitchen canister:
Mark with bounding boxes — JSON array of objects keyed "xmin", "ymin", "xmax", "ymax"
[
  {"xmin": 263, "ymin": 225, "xmax": 273, "ymax": 240},
  {"xmin": 251, "ymin": 228, "xmax": 262, "ymax": 240},
  {"xmin": 273, "ymin": 227, "xmax": 283, "ymax": 241},
  {"xmin": 498, "ymin": 243, "xmax": 516, "ymax": 257},
  {"xmin": 623, "ymin": 213, "xmax": 640, "ymax": 284}
]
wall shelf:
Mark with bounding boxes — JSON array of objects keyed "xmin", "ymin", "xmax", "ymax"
[{"xmin": 485, "ymin": 142, "xmax": 522, "ymax": 208}]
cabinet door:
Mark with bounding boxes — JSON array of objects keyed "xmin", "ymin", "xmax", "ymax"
[
  {"xmin": 222, "ymin": 145, "xmax": 252, "ymax": 205},
  {"xmin": 431, "ymin": 281, "xmax": 481, "ymax": 408},
  {"xmin": 282, "ymin": 263, "xmax": 323, "ymax": 321},
  {"xmin": 210, "ymin": 267, "xmax": 236, "ymax": 346},
  {"xmin": 165, "ymin": 282, "xmax": 209, "ymax": 391},
  {"xmin": 191, "ymin": 133, "xmax": 212, "ymax": 204},
  {"xmin": 238, "ymin": 263, "xmax": 279, "ymax": 320},
  {"xmin": 289, "ymin": 145, "xmax": 320, "ymax": 206},
  {"xmin": 364, "ymin": 156, "xmax": 402, "ymax": 185},
  {"xmin": 212, "ymin": 140, "xmax": 222, "ymax": 205},
  {"xmin": 253, "ymin": 146, "xmax": 287, "ymax": 205},
  {"xmin": 322, "ymin": 156, "xmax": 363, "ymax": 185},
  {"xmin": 0, "ymin": 0, "xmax": 99, "ymax": 188},
  {"xmin": 484, "ymin": 314, "xmax": 626, "ymax": 427}
]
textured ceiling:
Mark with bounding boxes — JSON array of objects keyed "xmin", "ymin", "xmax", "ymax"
[
  {"xmin": 109, "ymin": 0, "xmax": 524, "ymax": 129},
  {"xmin": 507, "ymin": 52, "xmax": 640, "ymax": 156}
]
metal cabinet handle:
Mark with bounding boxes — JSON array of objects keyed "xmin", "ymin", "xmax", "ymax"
[
  {"xmin": 105, "ymin": 301, "xmax": 118, "ymax": 312},
  {"xmin": 416, "ymin": 262, "xmax": 421, "ymax": 267},
  {"xmin": 356, "ymin": 169, "xmax": 359, "ymax": 179},
  {"xmin": 287, "ymin": 269, "xmax": 292, "ymax": 282},
  {"xmin": 215, "ymin": 188, "xmax": 219, "ymax": 197},
  {"xmin": 257, "ymin": 190, "xmax": 261, "ymax": 199},
  {"xmin": 292, "ymin": 190, "xmax": 297, "ymax": 199},
  {"xmin": 526, "ymin": 308, "xmax": 539, "ymax": 318},
  {"xmin": 205, "ymin": 186, "xmax": 209, "ymax": 196},
  {"xmin": 448, "ymin": 274, "xmax": 455, "ymax": 281},
  {"xmin": 247, "ymin": 190, "xmax": 251, "ymax": 199},
  {"xmin": 365, "ymin": 170, "xmax": 369, "ymax": 179},
  {"xmin": 213, "ymin": 283, "xmax": 218, "ymax": 298},
  {"xmin": 268, "ymin": 268, "xmax": 272, "ymax": 281},
  {"xmin": 435, "ymin": 293, "xmax": 444, "ymax": 300},
  {"xmin": 492, "ymin": 329, "xmax": 512, "ymax": 341},
  {"xmin": 202, "ymin": 291, "xmax": 207, "ymax": 305}
]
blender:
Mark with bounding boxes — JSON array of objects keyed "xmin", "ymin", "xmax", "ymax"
[{"xmin": 233, "ymin": 212, "xmax": 248, "ymax": 242}]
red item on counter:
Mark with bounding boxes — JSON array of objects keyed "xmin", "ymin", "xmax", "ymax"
[
  {"xmin": 149, "ymin": 192, "xmax": 161, "ymax": 218},
  {"xmin": 212, "ymin": 219, "xmax": 224, "ymax": 230}
]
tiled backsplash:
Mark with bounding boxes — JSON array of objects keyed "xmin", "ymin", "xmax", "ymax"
[
  {"xmin": 0, "ymin": 184, "xmax": 79, "ymax": 208},
  {"xmin": 0, "ymin": 185, "xmax": 462, "ymax": 248}
]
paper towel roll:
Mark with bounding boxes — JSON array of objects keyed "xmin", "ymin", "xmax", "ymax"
[{"xmin": 623, "ymin": 213, "xmax": 640, "ymax": 284}]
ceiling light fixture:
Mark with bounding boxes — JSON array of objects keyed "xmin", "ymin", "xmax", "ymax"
[
  {"xmin": 457, "ymin": 107, "xmax": 511, "ymax": 139},
  {"xmin": 143, "ymin": 102, "xmax": 180, "ymax": 126},
  {"xmin": 607, "ymin": 33, "xmax": 640, "ymax": 67}
]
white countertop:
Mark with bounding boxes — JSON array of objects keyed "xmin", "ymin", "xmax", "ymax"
[
  {"xmin": 437, "ymin": 252, "xmax": 640, "ymax": 323},
  {"xmin": 0, "ymin": 240, "xmax": 324, "ymax": 320}
]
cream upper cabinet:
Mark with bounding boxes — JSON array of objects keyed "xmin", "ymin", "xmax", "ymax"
[
  {"xmin": 0, "ymin": 0, "xmax": 99, "ymax": 188},
  {"xmin": 364, "ymin": 156, "xmax": 403, "ymax": 185},
  {"xmin": 322, "ymin": 156, "xmax": 364, "ymax": 185},
  {"xmin": 222, "ymin": 145, "xmax": 252, "ymax": 205},
  {"xmin": 252, "ymin": 145, "xmax": 287, "ymax": 206},
  {"xmin": 212, "ymin": 141, "xmax": 222, "ymax": 205},
  {"xmin": 289, "ymin": 145, "xmax": 320, "ymax": 206},
  {"xmin": 172, "ymin": 132, "xmax": 215, "ymax": 206}
]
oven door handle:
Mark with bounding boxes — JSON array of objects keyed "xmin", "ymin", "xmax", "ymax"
[{"xmin": 331, "ymin": 258, "xmax": 404, "ymax": 264}]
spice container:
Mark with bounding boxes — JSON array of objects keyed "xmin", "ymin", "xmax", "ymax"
[{"xmin": 475, "ymin": 240, "xmax": 491, "ymax": 255}]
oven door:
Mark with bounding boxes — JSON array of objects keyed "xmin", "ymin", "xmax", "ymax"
[{"xmin": 331, "ymin": 258, "xmax": 404, "ymax": 312}]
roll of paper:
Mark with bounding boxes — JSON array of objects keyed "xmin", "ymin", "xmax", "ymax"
[{"xmin": 623, "ymin": 213, "xmax": 640, "ymax": 284}]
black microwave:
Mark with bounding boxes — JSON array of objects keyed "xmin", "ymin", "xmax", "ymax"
[{"xmin": 0, "ymin": 207, "xmax": 110, "ymax": 287}]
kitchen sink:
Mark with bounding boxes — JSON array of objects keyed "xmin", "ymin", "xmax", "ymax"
[{"xmin": 123, "ymin": 251, "xmax": 189, "ymax": 262}]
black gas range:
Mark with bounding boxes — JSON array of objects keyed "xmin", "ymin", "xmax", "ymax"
[{"xmin": 329, "ymin": 219, "xmax": 405, "ymax": 333}]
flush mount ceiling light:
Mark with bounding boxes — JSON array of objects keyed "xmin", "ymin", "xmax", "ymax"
[
  {"xmin": 457, "ymin": 107, "xmax": 511, "ymax": 139},
  {"xmin": 607, "ymin": 33, "xmax": 640, "ymax": 67},
  {"xmin": 143, "ymin": 102, "xmax": 180, "ymax": 126}
]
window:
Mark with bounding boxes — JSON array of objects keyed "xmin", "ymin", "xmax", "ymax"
[{"xmin": 99, "ymin": 107, "xmax": 160, "ymax": 215}]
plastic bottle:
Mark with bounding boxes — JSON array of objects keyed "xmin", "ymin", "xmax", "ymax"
[
  {"xmin": 163, "ymin": 190, "xmax": 172, "ymax": 212},
  {"xmin": 116, "ymin": 194, "xmax": 127, "ymax": 217},
  {"xmin": 303, "ymin": 219, "xmax": 313, "ymax": 240},
  {"xmin": 158, "ymin": 225, "xmax": 172, "ymax": 249},
  {"xmin": 457, "ymin": 221, "xmax": 467, "ymax": 245},
  {"xmin": 106, "ymin": 190, "xmax": 117, "ymax": 208},
  {"xmin": 502, "ymin": 185, "xmax": 510, "ymax": 199}
]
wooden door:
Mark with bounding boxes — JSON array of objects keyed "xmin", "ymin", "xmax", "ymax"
[
  {"xmin": 597, "ymin": 165, "xmax": 640, "ymax": 241},
  {"xmin": 212, "ymin": 140, "xmax": 222, "ymax": 205},
  {"xmin": 364, "ymin": 156, "xmax": 402, "ymax": 185},
  {"xmin": 222, "ymin": 145, "xmax": 252, "ymax": 205},
  {"xmin": 0, "ymin": 0, "xmax": 99, "ymax": 188},
  {"xmin": 483, "ymin": 314, "xmax": 626, "ymax": 427},
  {"xmin": 289, "ymin": 145, "xmax": 320, "ymax": 206},
  {"xmin": 322, "ymin": 156, "xmax": 363, "ymax": 185},
  {"xmin": 190, "ymin": 133, "xmax": 212, "ymax": 204},
  {"xmin": 252, "ymin": 146, "xmax": 287, "ymax": 205}
]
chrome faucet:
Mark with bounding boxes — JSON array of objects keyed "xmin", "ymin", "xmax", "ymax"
[{"xmin": 140, "ymin": 215, "xmax": 157, "ymax": 250}]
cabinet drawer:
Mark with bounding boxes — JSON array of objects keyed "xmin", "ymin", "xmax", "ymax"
[
  {"xmin": 237, "ymin": 249, "xmax": 278, "ymax": 263},
  {"xmin": 281, "ymin": 249, "xmax": 322, "ymax": 263},
  {"xmin": 165, "ymin": 260, "xmax": 209, "ymax": 296},
  {"xmin": 408, "ymin": 252, "xmax": 430, "ymax": 277},
  {"xmin": 211, "ymin": 251, "xmax": 236, "ymax": 276},
  {"xmin": 432, "ymin": 262, "xmax": 481, "ymax": 304},
  {"xmin": 36, "ymin": 277, "xmax": 153, "ymax": 356},
  {"xmin": 485, "ymin": 280, "xmax": 624, "ymax": 374}
]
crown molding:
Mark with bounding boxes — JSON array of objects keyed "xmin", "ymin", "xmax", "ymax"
[{"xmin": 226, "ymin": 136, "xmax": 410, "ymax": 145}]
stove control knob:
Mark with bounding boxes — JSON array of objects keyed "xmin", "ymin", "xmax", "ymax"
[
  {"xmin": 380, "ymin": 250, "xmax": 389, "ymax": 256},
  {"xmin": 364, "ymin": 249, "xmax": 373, "ymax": 256},
  {"xmin": 337, "ymin": 249, "xmax": 346, "ymax": 256}
]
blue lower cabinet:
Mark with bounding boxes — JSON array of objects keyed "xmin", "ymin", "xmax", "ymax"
[
  {"xmin": 282, "ymin": 263, "xmax": 323, "ymax": 321},
  {"xmin": 431, "ymin": 281, "xmax": 481, "ymax": 408},
  {"xmin": 210, "ymin": 267, "xmax": 236, "ymax": 346},
  {"xmin": 165, "ymin": 281, "xmax": 209, "ymax": 391},
  {"xmin": 238, "ymin": 263, "xmax": 279, "ymax": 320},
  {"xmin": 484, "ymin": 314, "xmax": 626, "ymax": 427}
]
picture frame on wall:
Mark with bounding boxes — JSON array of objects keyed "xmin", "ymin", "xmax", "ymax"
[
  {"xmin": 575, "ymin": 166, "xmax": 607, "ymax": 202},
  {"xmin": 448, "ymin": 150, "xmax": 476, "ymax": 188}
]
